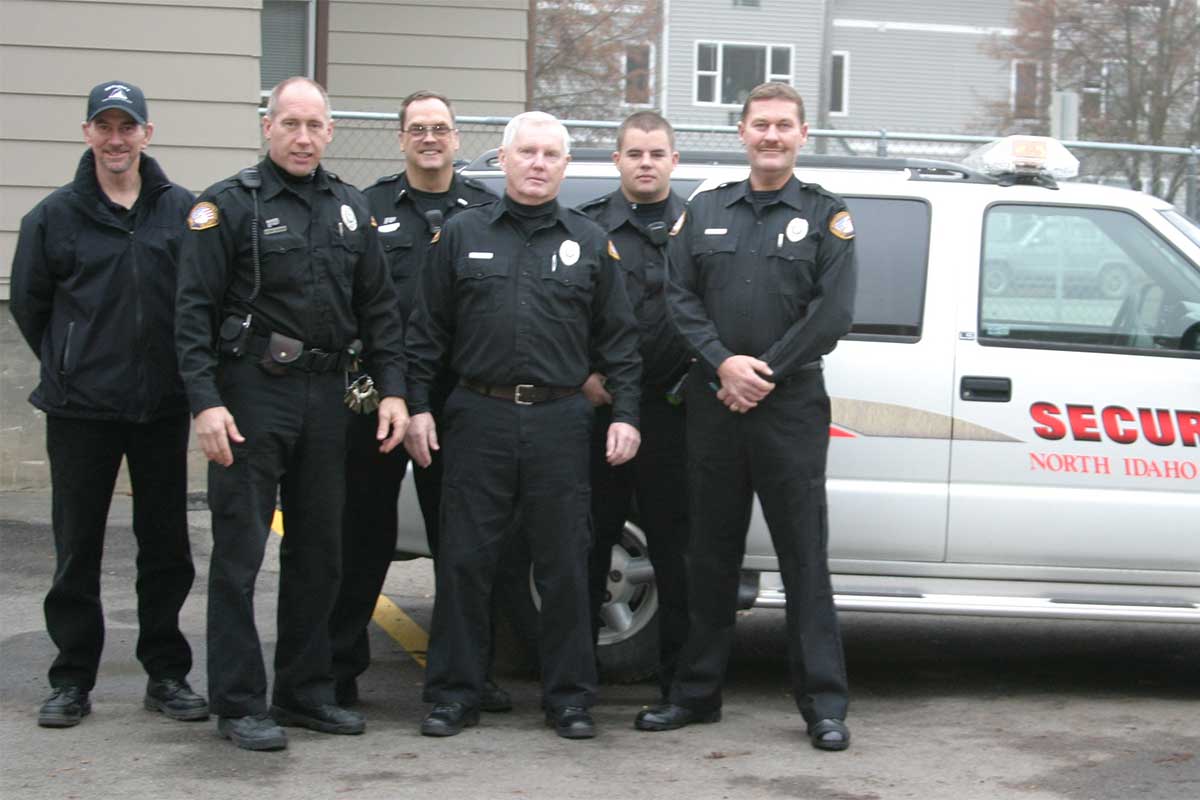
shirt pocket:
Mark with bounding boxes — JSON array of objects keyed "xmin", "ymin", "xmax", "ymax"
[
  {"xmin": 259, "ymin": 229, "xmax": 307, "ymax": 290},
  {"xmin": 540, "ymin": 254, "xmax": 594, "ymax": 322},
  {"xmin": 768, "ymin": 237, "xmax": 818, "ymax": 298},
  {"xmin": 454, "ymin": 254, "xmax": 509, "ymax": 315},
  {"xmin": 379, "ymin": 230, "xmax": 418, "ymax": 286},
  {"xmin": 691, "ymin": 232, "xmax": 739, "ymax": 292},
  {"xmin": 330, "ymin": 224, "xmax": 367, "ymax": 290}
]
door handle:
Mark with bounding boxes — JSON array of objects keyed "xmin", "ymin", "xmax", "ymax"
[{"xmin": 960, "ymin": 376, "xmax": 1011, "ymax": 402}]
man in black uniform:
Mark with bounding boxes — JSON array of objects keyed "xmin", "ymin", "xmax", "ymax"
[
  {"xmin": 405, "ymin": 111, "xmax": 642, "ymax": 740},
  {"xmin": 329, "ymin": 90, "xmax": 504, "ymax": 709},
  {"xmin": 636, "ymin": 82, "xmax": 857, "ymax": 751},
  {"xmin": 175, "ymin": 77, "xmax": 409, "ymax": 752},
  {"xmin": 578, "ymin": 111, "xmax": 690, "ymax": 697},
  {"xmin": 11, "ymin": 79, "xmax": 207, "ymax": 729}
]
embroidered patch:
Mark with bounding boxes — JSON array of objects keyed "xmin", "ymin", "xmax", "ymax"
[
  {"xmin": 187, "ymin": 202, "xmax": 219, "ymax": 231},
  {"xmin": 669, "ymin": 210, "xmax": 686, "ymax": 236},
  {"xmin": 607, "ymin": 239, "xmax": 621, "ymax": 261},
  {"xmin": 829, "ymin": 210, "xmax": 855, "ymax": 240}
]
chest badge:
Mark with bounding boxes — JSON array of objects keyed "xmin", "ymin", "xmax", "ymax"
[
  {"xmin": 559, "ymin": 239, "xmax": 580, "ymax": 267},
  {"xmin": 786, "ymin": 217, "xmax": 809, "ymax": 242},
  {"xmin": 340, "ymin": 204, "xmax": 358, "ymax": 232}
]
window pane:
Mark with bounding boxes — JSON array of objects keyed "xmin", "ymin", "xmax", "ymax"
[
  {"xmin": 830, "ymin": 54, "xmax": 846, "ymax": 113},
  {"xmin": 982, "ymin": 205, "xmax": 1200, "ymax": 354},
  {"xmin": 697, "ymin": 74, "xmax": 716, "ymax": 103},
  {"xmin": 262, "ymin": 0, "xmax": 309, "ymax": 91},
  {"xmin": 698, "ymin": 43, "xmax": 717, "ymax": 72},
  {"xmin": 844, "ymin": 197, "xmax": 930, "ymax": 337},
  {"xmin": 625, "ymin": 44, "xmax": 651, "ymax": 104},
  {"xmin": 1014, "ymin": 61, "xmax": 1038, "ymax": 118},
  {"xmin": 770, "ymin": 47, "xmax": 790, "ymax": 77},
  {"xmin": 721, "ymin": 45, "xmax": 766, "ymax": 105}
]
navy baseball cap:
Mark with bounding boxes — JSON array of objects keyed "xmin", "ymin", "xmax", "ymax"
[{"xmin": 86, "ymin": 81, "xmax": 148, "ymax": 125}]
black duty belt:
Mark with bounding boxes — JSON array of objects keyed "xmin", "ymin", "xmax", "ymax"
[
  {"xmin": 459, "ymin": 378, "xmax": 579, "ymax": 405},
  {"xmin": 243, "ymin": 332, "xmax": 350, "ymax": 374}
]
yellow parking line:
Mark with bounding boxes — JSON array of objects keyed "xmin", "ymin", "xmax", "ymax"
[{"xmin": 269, "ymin": 510, "xmax": 428, "ymax": 667}]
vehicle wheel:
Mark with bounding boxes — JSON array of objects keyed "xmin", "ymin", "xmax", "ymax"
[
  {"xmin": 1098, "ymin": 263, "xmax": 1131, "ymax": 299},
  {"xmin": 491, "ymin": 522, "xmax": 660, "ymax": 684},
  {"xmin": 983, "ymin": 261, "xmax": 1010, "ymax": 296}
]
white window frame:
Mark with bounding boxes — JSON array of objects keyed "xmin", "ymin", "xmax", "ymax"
[
  {"xmin": 623, "ymin": 42, "xmax": 656, "ymax": 108},
  {"xmin": 693, "ymin": 40, "xmax": 794, "ymax": 108},
  {"xmin": 260, "ymin": 0, "xmax": 317, "ymax": 99},
  {"xmin": 829, "ymin": 50, "xmax": 850, "ymax": 117},
  {"xmin": 1011, "ymin": 59, "xmax": 1040, "ymax": 120}
]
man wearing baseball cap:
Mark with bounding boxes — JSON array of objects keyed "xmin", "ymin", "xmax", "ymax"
[{"xmin": 10, "ymin": 80, "xmax": 208, "ymax": 729}]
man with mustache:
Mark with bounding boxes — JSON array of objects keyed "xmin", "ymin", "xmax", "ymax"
[
  {"xmin": 11, "ymin": 80, "xmax": 207, "ymax": 729},
  {"xmin": 637, "ymin": 82, "xmax": 858, "ymax": 751}
]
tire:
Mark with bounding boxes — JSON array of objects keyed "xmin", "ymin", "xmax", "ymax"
[
  {"xmin": 1098, "ymin": 263, "xmax": 1132, "ymax": 299},
  {"xmin": 492, "ymin": 521, "xmax": 661, "ymax": 684}
]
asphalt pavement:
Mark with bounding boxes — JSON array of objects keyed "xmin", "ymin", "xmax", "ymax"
[{"xmin": 1, "ymin": 489, "xmax": 1197, "ymax": 800}]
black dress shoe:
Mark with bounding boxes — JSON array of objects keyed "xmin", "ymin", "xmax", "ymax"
[
  {"xmin": 480, "ymin": 680, "xmax": 512, "ymax": 713},
  {"xmin": 217, "ymin": 715, "xmax": 288, "ymax": 751},
  {"xmin": 335, "ymin": 677, "xmax": 359, "ymax": 707},
  {"xmin": 38, "ymin": 686, "xmax": 91, "ymax": 728},
  {"xmin": 420, "ymin": 702, "xmax": 479, "ymax": 737},
  {"xmin": 270, "ymin": 702, "xmax": 365, "ymax": 735},
  {"xmin": 144, "ymin": 677, "xmax": 210, "ymax": 721},
  {"xmin": 634, "ymin": 703, "xmax": 721, "ymax": 732},
  {"xmin": 545, "ymin": 706, "xmax": 595, "ymax": 739},
  {"xmin": 808, "ymin": 718, "xmax": 850, "ymax": 751}
]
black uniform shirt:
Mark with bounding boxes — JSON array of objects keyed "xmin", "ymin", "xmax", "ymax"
[
  {"xmin": 175, "ymin": 158, "xmax": 406, "ymax": 415},
  {"xmin": 405, "ymin": 197, "xmax": 643, "ymax": 425},
  {"xmin": 363, "ymin": 172, "xmax": 496, "ymax": 324},
  {"xmin": 666, "ymin": 175, "xmax": 858, "ymax": 381},
  {"xmin": 579, "ymin": 190, "xmax": 691, "ymax": 389}
]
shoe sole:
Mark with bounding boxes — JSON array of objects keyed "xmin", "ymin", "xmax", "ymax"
[
  {"xmin": 269, "ymin": 705, "xmax": 365, "ymax": 735},
  {"xmin": 218, "ymin": 722, "xmax": 288, "ymax": 751},
  {"xmin": 144, "ymin": 696, "xmax": 210, "ymax": 721},
  {"xmin": 37, "ymin": 704, "xmax": 90, "ymax": 729},
  {"xmin": 634, "ymin": 709, "xmax": 721, "ymax": 732},
  {"xmin": 420, "ymin": 711, "xmax": 480, "ymax": 737},
  {"xmin": 549, "ymin": 723, "xmax": 595, "ymax": 740}
]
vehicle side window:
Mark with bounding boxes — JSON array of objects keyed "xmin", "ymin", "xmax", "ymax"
[
  {"xmin": 844, "ymin": 197, "xmax": 930, "ymax": 340},
  {"xmin": 981, "ymin": 204, "xmax": 1200, "ymax": 356}
]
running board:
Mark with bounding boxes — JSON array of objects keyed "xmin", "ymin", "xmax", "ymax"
[{"xmin": 752, "ymin": 587, "xmax": 1200, "ymax": 623}]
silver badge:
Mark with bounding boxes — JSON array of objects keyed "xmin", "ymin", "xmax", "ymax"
[
  {"xmin": 340, "ymin": 204, "xmax": 358, "ymax": 232},
  {"xmin": 559, "ymin": 239, "xmax": 580, "ymax": 267},
  {"xmin": 786, "ymin": 217, "xmax": 809, "ymax": 242}
]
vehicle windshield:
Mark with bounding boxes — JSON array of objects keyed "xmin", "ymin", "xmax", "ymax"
[{"xmin": 1161, "ymin": 209, "xmax": 1200, "ymax": 250}]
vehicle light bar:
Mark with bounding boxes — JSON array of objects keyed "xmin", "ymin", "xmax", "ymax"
[{"xmin": 962, "ymin": 135, "xmax": 1080, "ymax": 181}]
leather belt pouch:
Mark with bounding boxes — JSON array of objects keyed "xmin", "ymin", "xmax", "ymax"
[{"xmin": 259, "ymin": 331, "xmax": 303, "ymax": 376}]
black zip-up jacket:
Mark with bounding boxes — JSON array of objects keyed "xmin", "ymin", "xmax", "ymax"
[
  {"xmin": 667, "ymin": 176, "xmax": 858, "ymax": 381},
  {"xmin": 10, "ymin": 150, "xmax": 193, "ymax": 422},
  {"xmin": 579, "ymin": 189, "xmax": 691, "ymax": 389},
  {"xmin": 175, "ymin": 158, "xmax": 406, "ymax": 415}
]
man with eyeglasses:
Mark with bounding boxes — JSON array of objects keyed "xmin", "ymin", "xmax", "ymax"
[{"xmin": 329, "ymin": 90, "xmax": 500, "ymax": 709}]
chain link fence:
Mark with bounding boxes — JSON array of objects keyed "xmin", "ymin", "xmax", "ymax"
[{"xmin": 281, "ymin": 111, "xmax": 1199, "ymax": 217}]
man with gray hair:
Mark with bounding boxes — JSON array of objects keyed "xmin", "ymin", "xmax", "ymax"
[{"xmin": 405, "ymin": 111, "xmax": 642, "ymax": 739}]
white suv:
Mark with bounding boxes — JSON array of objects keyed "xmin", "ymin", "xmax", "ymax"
[{"xmin": 398, "ymin": 139, "xmax": 1200, "ymax": 680}]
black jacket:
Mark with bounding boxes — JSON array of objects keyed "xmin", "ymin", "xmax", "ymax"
[
  {"xmin": 174, "ymin": 158, "xmax": 407, "ymax": 415},
  {"xmin": 10, "ymin": 150, "xmax": 194, "ymax": 422}
]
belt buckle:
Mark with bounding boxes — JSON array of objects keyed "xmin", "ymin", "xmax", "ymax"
[{"xmin": 514, "ymin": 384, "xmax": 535, "ymax": 405}]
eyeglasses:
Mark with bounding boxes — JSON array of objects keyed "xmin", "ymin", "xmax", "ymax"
[{"xmin": 404, "ymin": 124, "xmax": 456, "ymax": 139}]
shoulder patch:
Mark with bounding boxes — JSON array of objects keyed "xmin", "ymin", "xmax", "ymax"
[
  {"xmin": 607, "ymin": 239, "xmax": 621, "ymax": 261},
  {"xmin": 829, "ymin": 210, "xmax": 855, "ymax": 240},
  {"xmin": 188, "ymin": 201, "xmax": 219, "ymax": 231},
  {"xmin": 669, "ymin": 210, "xmax": 686, "ymax": 237},
  {"xmin": 430, "ymin": 229, "xmax": 441, "ymax": 244}
]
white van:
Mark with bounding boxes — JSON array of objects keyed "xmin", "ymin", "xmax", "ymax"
[{"xmin": 398, "ymin": 138, "xmax": 1200, "ymax": 680}]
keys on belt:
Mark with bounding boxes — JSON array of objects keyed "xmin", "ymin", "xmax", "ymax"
[{"xmin": 459, "ymin": 378, "xmax": 579, "ymax": 405}]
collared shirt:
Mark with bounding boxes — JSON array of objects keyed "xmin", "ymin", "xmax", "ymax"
[
  {"xmin": 666, "ymin": 175, "xmax": 858, "ymax": 381},
  {"xmin": 405, "ymin": 198, "xmax": 643, "ymax": 425},
  {"xmin": 363, "ymin": 171, "xmax": 497, "ymax": 325},
  {"xmin": 579, "ymin": 190, "xmax": 691, "ymax": 388},
  {"xmin": 175, "ymin": 158, "xmax": 406, "ymax": 414}
]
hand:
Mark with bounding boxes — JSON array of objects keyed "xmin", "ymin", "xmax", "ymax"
[
  {"xmin": 194, "ymin": 406, "xmax": 244, "ymax": 466},
  {"xmin": 605, "ymin": 421, "xmax": 641, "ymax": 466},
  {"xmin": 581, "ymin": 372, "xmax": 612, "ymax": 407},
  {"xmin": 376, "ymin": 396, "xmax": 410, "ymax": 453},
  {"xmin": 716, "ymin": 355, "xmax": 775, "ymax": 412},
  {"xmin": 403, "ymin": 412, "xmax": 439, "ymax": 468}
]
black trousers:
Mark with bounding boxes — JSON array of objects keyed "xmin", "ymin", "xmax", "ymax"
[
  {"xmin": 43, "ymin": 413, "xmax": 194, "ymax": 690},
  {"xmin": 588, "ymin": 394, "xmax": 689, "ymax": 695},
  {"xmin": 329, "ymin": 410, "xmax": 442, "ymax": 684},
  {"xmin": 669, "ymin": 368, "xmax": 849, "ymax": 724},
  {"xmin": 205, "ymin": 358, "xmax": 349, "ymax": 718},
  {"xmin": 424, "ymin": 387, "xmax": 596, "ymax": 711}
]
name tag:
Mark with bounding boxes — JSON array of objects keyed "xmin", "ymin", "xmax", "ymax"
[
  {"xmin": 264, "ymin": 225, "xmax": 288, "ymax": 235},
  {"xmin": 378, "ymin": 222, "xmax": 400, "ymax": 233},
  {"xmin": 468, "ymin": 252, "xmax": 494, "ymax": 259},
  {"xmin": 703, "ymin": 228, "xmax": 727, "ymax": 235}
]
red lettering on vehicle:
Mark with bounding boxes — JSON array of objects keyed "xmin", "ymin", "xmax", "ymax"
[
  {"xmin": 1066, "ymin": 405, "xmax": 1101, "ymax": 441},
  {"xmin": 1139, "ymin": 408, "xmax": 1175, "ymax": 447},
  {"xmin": 1030, "ymin": 402, "xmax": 1066, "ymax": 440},
  {"xmin": 1100, "ymin": 406, "xmax": 1137, "ymax": 444},
  {"xmin": 1178, "ymin": 411, "xmax": 1200, "ymax": 447},
  {"xmin": 1030, "ymin": 403, "xmax": 1198, "ymax": 447}
]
